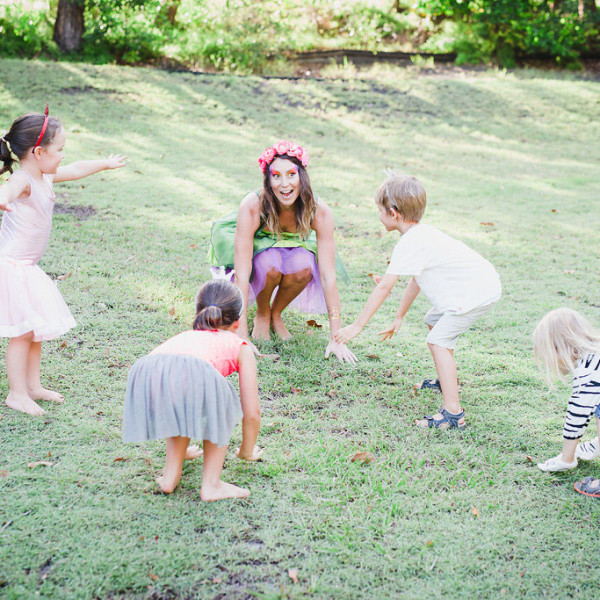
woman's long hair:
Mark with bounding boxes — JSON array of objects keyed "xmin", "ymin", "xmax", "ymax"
[
  {"xmin": 259, "ymin": 154, "xmax": 316, "ymax": 240},
  {"xmin": 533, "ymin": 308, "xmax": 600, "ymax": 385},
  {"xmin": 193, "ymin": 279, "xmax": 243, "ymax": 331}
]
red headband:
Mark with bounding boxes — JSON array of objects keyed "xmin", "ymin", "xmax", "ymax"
[{"xmin": 32, "ymin": 103, "xmax": 49, "ymax": 154}]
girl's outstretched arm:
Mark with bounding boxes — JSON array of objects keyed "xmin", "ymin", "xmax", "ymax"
[
  {"xmin": 0, "ymin": 171, "xmax": 30, "ymax": 212},
  {"xmin": 236, "ymin": 343, "xmax": 262, "ymax": 460},
  {"xmin": 334, "ymin": 273, "xmax": 399, "ymax": 344},
  {"xmin": 53, "ymin": 154, "xmax": 127, "ymax": 183}
]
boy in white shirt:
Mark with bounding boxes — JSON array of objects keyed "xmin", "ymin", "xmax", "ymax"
[{"xmin": 335, "ymin": 174, "xmax": 501, "ymax": 428}]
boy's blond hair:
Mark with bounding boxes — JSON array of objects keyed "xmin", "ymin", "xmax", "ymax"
[
  {"xmin": 533, "ymin": 308, "xmax": 600, "ymax": 386},
  {"xmin": 375, "ymin": 174, "xmax": 426, "ymax": 222}
]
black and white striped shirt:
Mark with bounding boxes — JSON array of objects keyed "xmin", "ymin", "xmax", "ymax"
[{"xmin": 563, "ymin": 353, "xmax": 600, "ymax": 440}]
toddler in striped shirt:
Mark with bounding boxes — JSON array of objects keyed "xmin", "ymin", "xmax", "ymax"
[{"xmin": 534, "ymin": 308, "xmax": 600, "ymax": 497}]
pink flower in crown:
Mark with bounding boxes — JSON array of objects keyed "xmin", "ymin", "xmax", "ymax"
[
  {"xmin": 274, "ymin": 140, "xmax": 291, "ymax": 155},
  {"xmin": 258, "ymin": 146, "xmax": 277, "ymax": 173}
]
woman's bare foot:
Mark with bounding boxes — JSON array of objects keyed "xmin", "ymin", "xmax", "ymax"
[
  {"xmin": 156, "ymin": 474, "xmax": 180, "ymax": 494},
  {"xmin": 252, "ymin": 313, "xmax": 271, "ymax": 340},
  {"xmin": 271, "ymin": 314, "xmax": 292, "ymax": 341},
  {"xmin": 6, "ymin": 392, "xmax": 45, "ymax": 416},
  {"xmin": 28, "ymin": 387, "xmax": 64, "ymax": 403},
  {"xmin": 200, "ymin": 480, "xmax": 250, "ymax": 502},
  {"xmin": 185, "ymin": 445, "xmax": 203, "ymax": 460}
]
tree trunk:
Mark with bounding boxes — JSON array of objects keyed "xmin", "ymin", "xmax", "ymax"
[
  {"xmin": 53, "ymin": 0, "xmax": 84, "ymax": 53},
  {"xmin": 156, "ymin": 0, "xmax": 182, "ymax": 27}
]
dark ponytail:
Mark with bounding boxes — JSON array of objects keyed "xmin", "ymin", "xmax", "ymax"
[
  {"xmin": 0, "ymin": 113, "xmax": 62, "ymax": 177},
  {"xmin": 193, "ymin": 279, "xmax": 243, "ymax": 331}
]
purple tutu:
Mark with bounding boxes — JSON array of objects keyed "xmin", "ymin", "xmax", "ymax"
[{"xmin": 250, "ymin": 247, "xmax": 327, "ymax": 314}]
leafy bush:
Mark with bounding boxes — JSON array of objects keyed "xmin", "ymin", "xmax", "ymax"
[{"xmin": 0, "ymin": 6, "xmax": 57, "ymax": 58}]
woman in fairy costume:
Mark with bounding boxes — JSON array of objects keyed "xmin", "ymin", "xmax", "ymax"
[{"xmin": 210, "ymin": 140, "xmax": 356, "ymax": 363}]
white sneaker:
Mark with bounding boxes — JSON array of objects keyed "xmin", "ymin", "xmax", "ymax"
[
  {"xmin": 537, "ymin": 454, "xmax": 578, "ymax": 472},
  {"xmin": 575, "ymin": 437, "xmax": 600, "ymax": 461}
]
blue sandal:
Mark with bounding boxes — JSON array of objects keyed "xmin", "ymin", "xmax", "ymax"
[
  {"xmin": 574, "ymin": 476, "xmax": 600, "ymax": 498},
  {"xmin": 420, "ymin": 378, "xmax": 442, "ymax": 392},
  {"xmin": 420, "ymin": 407, "xmax": 466, "ymax": 429}
]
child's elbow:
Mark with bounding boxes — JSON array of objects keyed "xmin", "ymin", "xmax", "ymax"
[{"xmin": 244, "ymin": 410, "xmax": 261, "ymax": 426}]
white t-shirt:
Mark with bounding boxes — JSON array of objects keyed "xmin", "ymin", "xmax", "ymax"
[{"xmin": 386, "ymin": 224, "xmax": 501, "ymax": 314}]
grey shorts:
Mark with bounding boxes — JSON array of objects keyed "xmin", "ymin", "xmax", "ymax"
[
  {"xmin": 425, "ymin": 302, "xmax": 497, "ymax": 350},
  {"xmin": 595, "ymin": 402, "xmax": 600, "ymax": 419}
]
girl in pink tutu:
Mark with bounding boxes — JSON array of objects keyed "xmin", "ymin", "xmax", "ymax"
[
  {"xmin": 210, "ymin": 140, "xmax": 356, "ymax": 363},
  {"xmin": 0, "ymin": 107, "xmax": 126, "ymax": 416}
]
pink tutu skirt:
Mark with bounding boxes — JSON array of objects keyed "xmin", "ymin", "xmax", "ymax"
[
  {"xmin": 249, "ymin": 247, "xmax": 327, "ymax": 314},
  {"xmin": 0, "ymin": 258, "xmax": 76, "ymax": 341}
]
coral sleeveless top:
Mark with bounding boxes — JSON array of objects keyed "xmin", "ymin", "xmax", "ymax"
[{"xmin": 150, "ymin": 329, "xmax": 246, "ymax": 377}]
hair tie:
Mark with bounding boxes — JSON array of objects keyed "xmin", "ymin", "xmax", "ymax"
[
  {"xmin": 207, "ymin": 304, "xmax": 218, "ymax": 308},
  {"xmin": 32, "ymin": 103, "xmax": 49, "ymax": 154}
]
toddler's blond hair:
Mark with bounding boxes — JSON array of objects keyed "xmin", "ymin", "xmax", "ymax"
[
  {"xmin": 533, "ymin": 308, "xmax": 600, "ymax": 386},
  {"xmin": 375, "ymin": 174, "xmax": 426, "ymax": 222}
]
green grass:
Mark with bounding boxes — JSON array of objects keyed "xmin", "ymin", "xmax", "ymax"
[{"xmin": 1, "ymin": 58, "xmax": 600, "ymax": 599}]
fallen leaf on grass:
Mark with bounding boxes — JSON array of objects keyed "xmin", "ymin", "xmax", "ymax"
[
  {"xmin": 212, "ymin": 577, "xmax": 222, "ymax": 584},
  {"xmin": 168, "ymin": 306, "xmax": 176, "ymax": 316},
  {"xmin": 350, "ymin": 451, "xmax": 376, "ymax": 464},
  {"xmin": 413, "ymin": 385, "xmax": 420, "ymax": 395},
  {"xmin": 28, "ymin": 461, "xmax": 53, "ymax": 468},
  {"xmin": 526, "ymin": 455, "xmax": 534, "ymax": 463},
  {"xmin": 326, "ymin": 389, "xmax": 338, "ymax": 398},
  {"xmin": 366, "ymin": 354, "xmax": 380, "ymax": 360},
  {"xmin": 480, "ymin": 222, "xmax": 495, "ymax": 227},
  {"xmin": 519, "ymin": 570, "xmax": 526, "ymax": 578},
  {"xmin": 471, "ymin": 506, "xmax": 480, "ymax": 517},
  {"xmin": 288, "ymin": 568, "xmax": 299, "ymax": 584},
  {"xmin": 306, "ymin": 319, "xmax": 322, "ymax": 329},
  {"xmin": 0, "ymin": 470, "xmax": 8, "ymax": 477},
  {"xmin": 563, "ymin": 270, "xmax": 575, "ymax": 275},
  {"xmin": 149, "ymin": 573, "xmax": 159, "ymax": 581},
  {"xmin": 59, "ymin": 341, "xmax": 67, "ymax": 349},
  {"xmin": 189, "ymin": 243, "xmax": 198, "ymax": 249},
  {"xmin": 113, "ymin": 457, "xmax": 129, "ymax": 463},
  {"xmin": 426, "ymin": 540, "xmax": 433, "ymax": 547},
  {"xmin": 57, "ymin": 271, "xmax": 72, "ymax": 281},
  {"xmin": 290, "ymin": 387, "xmax": 302, "ymax": 394}
]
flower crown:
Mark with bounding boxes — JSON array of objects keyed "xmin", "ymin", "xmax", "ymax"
[{"xmin": 258, "ymin": 140, "xmax": 309, "ymax": 174}]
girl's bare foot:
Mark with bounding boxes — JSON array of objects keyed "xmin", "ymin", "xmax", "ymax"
[
  {"xmin": 252, "ymin": 314, "xmax": 271, "ymax": 340},
  {"xmin": 156, "ymin": 474, "xmax": 180, "ymax": 494},
  {"xmin": 271, "ymin": 314, "xmax": 292, "ymax": 341},
  {"xmin": 28, "ymin": 387, "xmax": 64, "ymax": 403},
  {"xmin": 200, "ymin": 480, "xmax": 250, "ymax": 502},
  {"xmin": 6, "ymin": 392, "xmax": 45, "ymax": 416},
  {"xmin": 185, "ymin": 445, "xmax": 203, "ymax": 460}
]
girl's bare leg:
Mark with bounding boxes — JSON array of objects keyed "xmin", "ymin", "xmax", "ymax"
[
  {"xmin": 200, "ymin": 440, "xmax": 249, "ymax": 502},
  {"xmin": 156, "ymin": 436, "xmax": 190, "ymax": 493},
  {"xmin": 27, "ymin": 341, "xmax": 63, "ymax": 402},
  {"xmin": 270, "ymin": 268, "xmax": 312, "ymax": 340},
  {"xmin": 5, "ymin": 332, "xmax": 44, "ymax": 416},
  {"xmin": 253, "ymin": 268, "xmax": 282, "ymax": 340}
]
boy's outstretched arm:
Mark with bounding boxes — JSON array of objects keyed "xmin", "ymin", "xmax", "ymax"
[
  {"xmin": 53, "ymin": 154, "xmax": 127, "ymax": 183},
  {"xmin": 379, "ymin": 276, "xmax": 420, "ymax": 340},
  {"xmin": 334, "ymin": 273, "xmax": 399, "ymax": 344}
]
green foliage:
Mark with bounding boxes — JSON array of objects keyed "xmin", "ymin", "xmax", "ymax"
[
  {"xmin": 0, "ymin": 6, "xmax": 57, "ymax": 58},
  {"xmin": 415, "ymin": 0, "xmax": 599, "ymax": 66}
]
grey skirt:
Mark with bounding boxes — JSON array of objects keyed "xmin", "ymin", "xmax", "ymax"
[{"xmin": 122, "ymin": 354, "xmax": 243, "ymax": 447}]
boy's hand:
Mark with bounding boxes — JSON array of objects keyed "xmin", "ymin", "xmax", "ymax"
[
  {"xmin": 325, "ymin": 340, "xmax": 357, "ymax": 363},
  {"xmin": 333, "ymin": 323, "xmax": 362, "ymax": 345},
  {"xmin": 369, "ymin": 273, "xmax": 382, "ymax": 285},
  {"xmin": 105, "ymin": 154, "xmax": 127, "ymax": 169},
  {"xmin": 236, "ymin": 445, "xmax": 263, "ymax": 461},
  {"xmin": 378, "ymin": 317, "xmax": 403, "ymax": 341}
]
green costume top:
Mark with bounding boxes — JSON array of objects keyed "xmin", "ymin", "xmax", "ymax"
[{"xmin": 208, "ymin": 203, "xmax": 350, "ymax": 285}]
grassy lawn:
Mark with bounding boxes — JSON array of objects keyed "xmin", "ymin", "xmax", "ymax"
[{"xmin": 1, "ymin": 58, "xmax": 599, "ymax": 599}]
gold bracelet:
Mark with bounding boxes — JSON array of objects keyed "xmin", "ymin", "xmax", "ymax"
[{"xmin": 329, "ymin": 307, "xmax": 341, "ymax": 320}]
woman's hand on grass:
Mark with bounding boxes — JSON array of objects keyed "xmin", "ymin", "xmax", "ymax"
[{"xmin": 325, "ymin": 340, "xmax": 357, "ymax": 364}]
